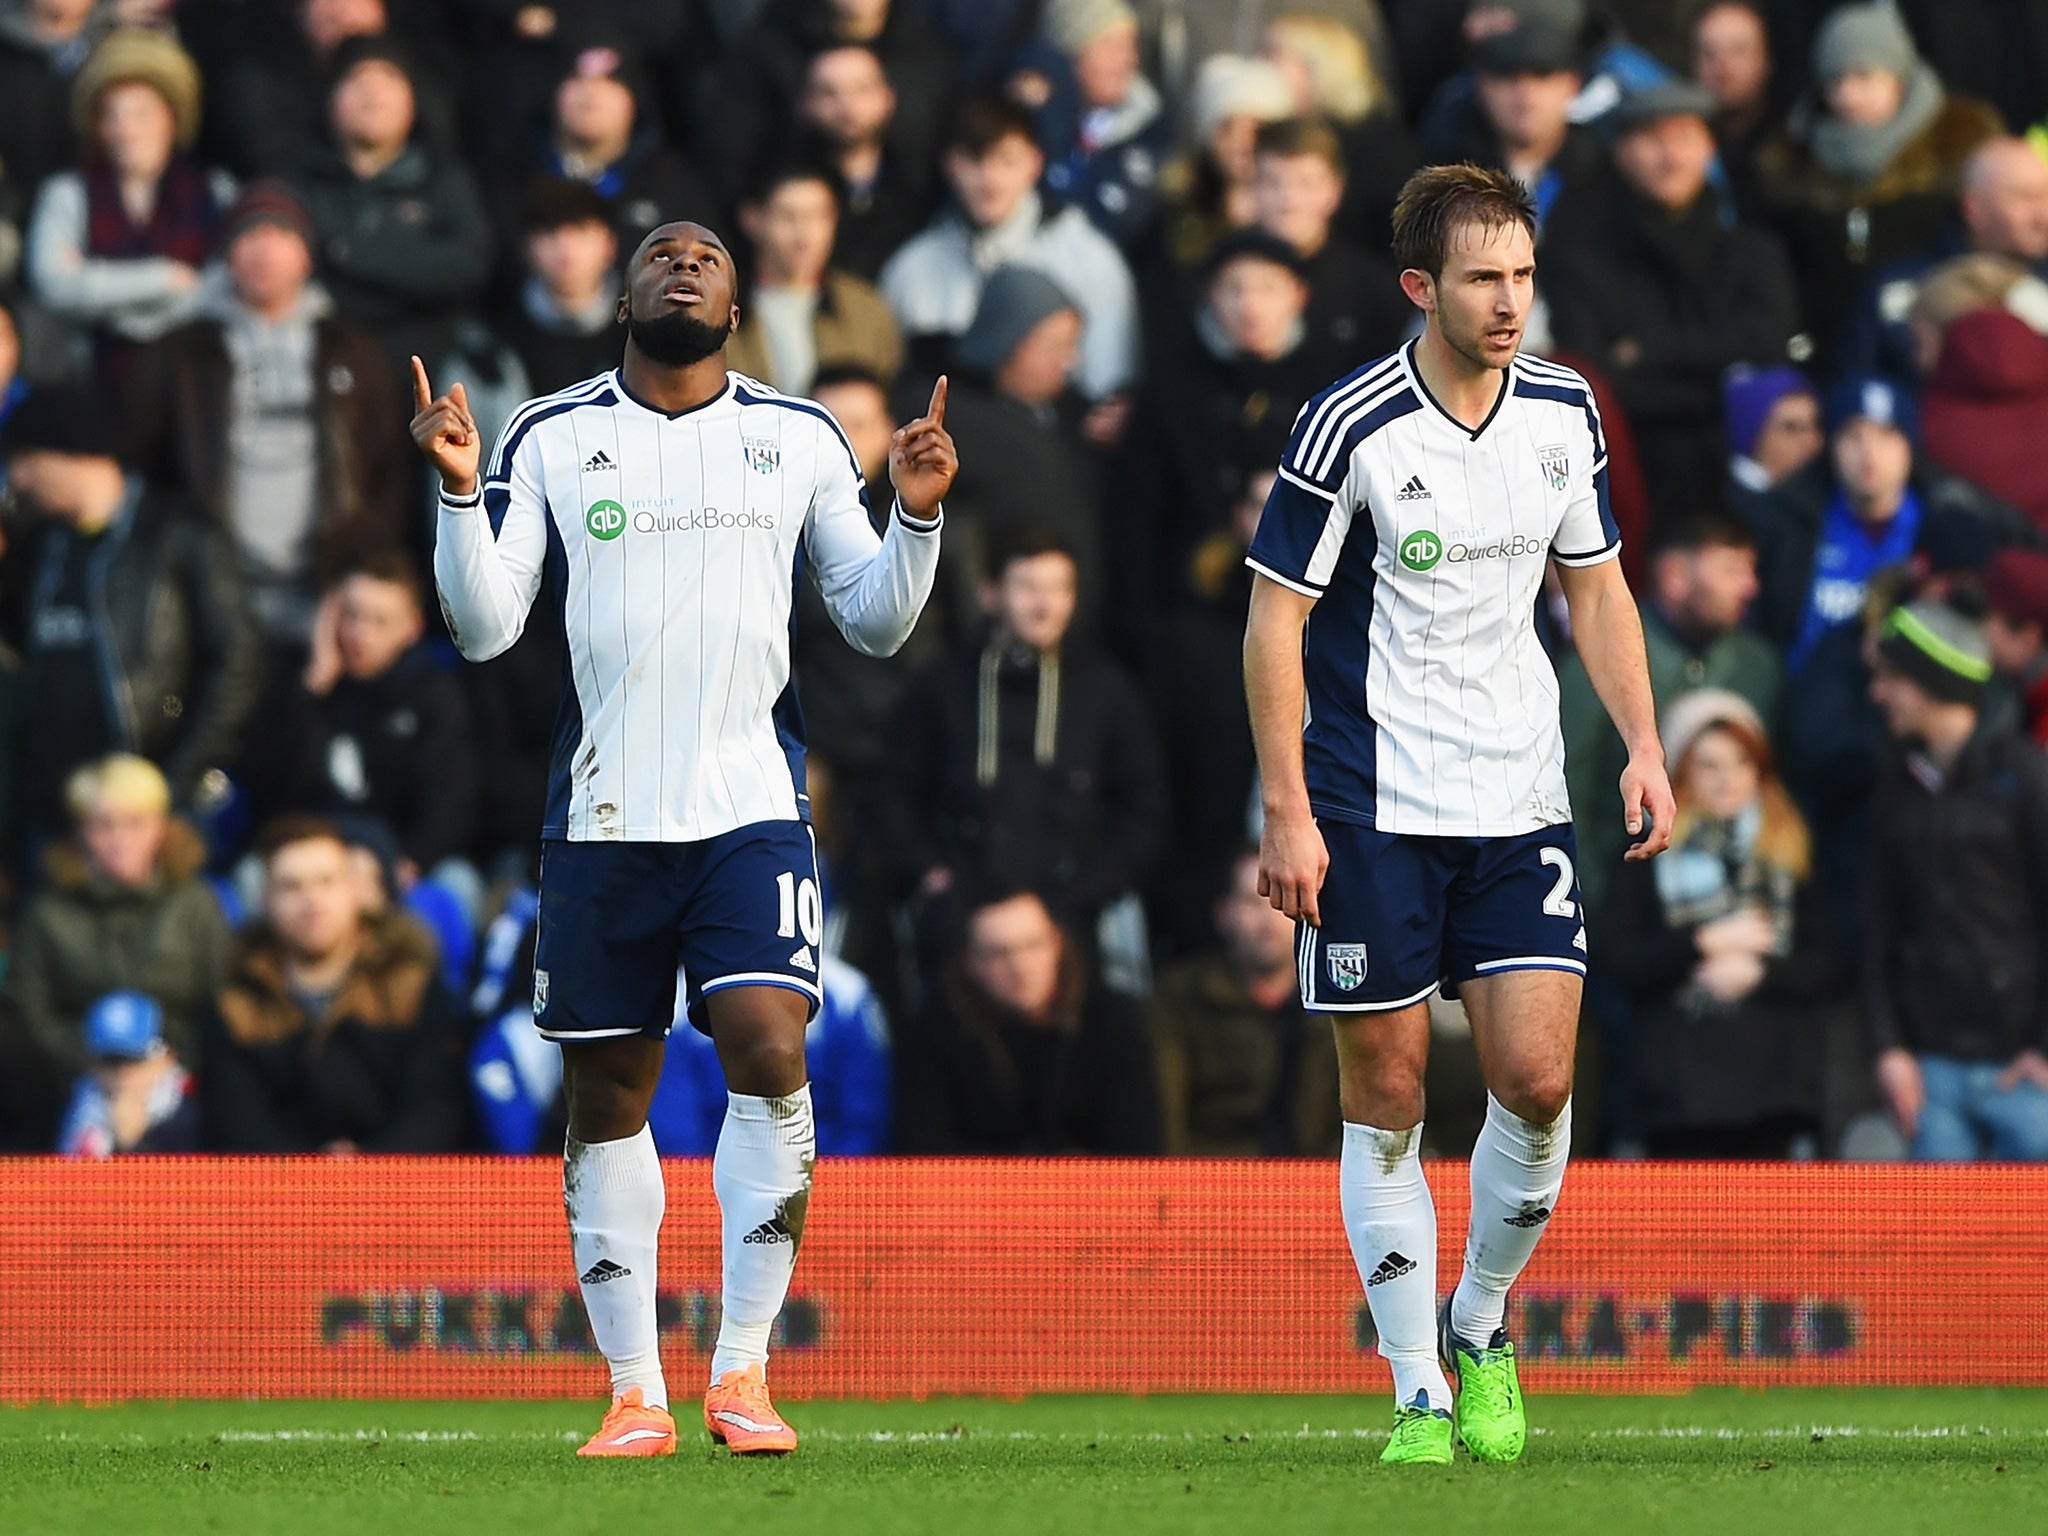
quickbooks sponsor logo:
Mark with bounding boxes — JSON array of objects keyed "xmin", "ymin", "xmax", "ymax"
[
  {"xmin": 1401, "ymin": 530, "xmax": 1548, "ymax": 572},
  {"xmin": 585, "ymin": 499, "xmax": 626, "ymax": 540},
  {"xmin": 1399, "ymin": 531, "xmax": 1443, "ymax": 571},
  {"xmin": 633, "ymin": 508, "xmax": 778, "ymax": 533}
]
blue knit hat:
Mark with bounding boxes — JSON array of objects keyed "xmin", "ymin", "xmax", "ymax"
[
  {"xmin": 1724, "ymin": 363, "xmax": 1815, "ymax": 458},
  {"xmin": 1826, "ymin": 372, "xmax": 1919, "ymax": 443}
]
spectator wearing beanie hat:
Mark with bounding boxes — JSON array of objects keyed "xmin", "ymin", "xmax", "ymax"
[
  {"xmin": 1725, "ymin": 363, "xmax": 1822, "ymax": 491},
  {"xmin": 1157, "ymin": 55, "xmax": 1296, "ymax": 272},
  {"xmin": 1010, "ymin": 0, "xmax": 1175, "ymax": 254},
  {"xmin": 925, "ymin": 267, "xmax": 1102, "ymax": 635},
  {"xmin": 1922, "ymin": 306, "xmax": 2048, "ymax": 532},
  {"xmin": 1757, "ymin": 1, "xmax": 2003, "ymax": 370},
  {"xmin": 1744, "ymin": 371, "xmax": 2028, "ymax": 662},
  {"xmin": 1865, "ymin": 596, "xmax": 2048, "ymax": 1162},
  {"xmin": 1985, "ymin": 548, "xmax": 2048, "ymax": 745},
  {"xmin": 26, "ymin": 28, "xmax": 231, "ymax": 394}
]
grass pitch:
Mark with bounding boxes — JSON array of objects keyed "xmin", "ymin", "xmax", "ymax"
[{"xmin": 4, "ymin": 1390, "xmax": 2043, "ymax": 1535}]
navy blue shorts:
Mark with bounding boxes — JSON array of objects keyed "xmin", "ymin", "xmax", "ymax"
[
  {"xmin": 532, "ymin": 821, "xmax": 824, "ymax": 1041},
  {"xmin": 1298, "ymin": 822, "xmax": 1588, "ymax": 1012}
]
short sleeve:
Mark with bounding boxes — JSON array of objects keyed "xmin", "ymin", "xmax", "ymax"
[
  {"xmin": 1246, "ymin": 403, "xmax": 1362, "ymax": 597},
  {"xmin": 1551, "ymin": 384, "xmax": 1621, "ymax": 568}
]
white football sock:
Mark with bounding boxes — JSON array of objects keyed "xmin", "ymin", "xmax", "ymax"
[
  {"xmin": 1341, "ymin": 1121, "xmax": 1452, "ymax": 1412},
  {"xmin": 565, "ymin": 1124, "xmax": 668, "ymax": 1409},
  {"xmin": 711, "ymin": 1086, "xmax": 816, "ymax": 1383},
  {"xmin": 1451, "ymin": 1095, "xmax": 1571, "ymax": 1347}
]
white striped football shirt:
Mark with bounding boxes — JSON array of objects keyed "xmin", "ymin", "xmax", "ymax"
[
  {"xmin": 435, "ymin": 368, "xmax": 941, "ymax": 843},
  {"xmin": 1247, "ymin": 342, "xmax": 1620, "ymax": 838}
]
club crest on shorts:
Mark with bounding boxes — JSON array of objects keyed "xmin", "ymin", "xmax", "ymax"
[
  {"xmin": 532, "ymin": 968, "xmax": 551, "ymax": 1015},
  {"xmin": 743, "ymin": 436, "xmax": 781, "ymax": 474},
  {"xmin": 1537, "ymin": 442, "xmax": 1570, "ymax": 492},
  {"xmin": 1326, "ymin": 943, "xmax": 1368, "ymax": 992}
]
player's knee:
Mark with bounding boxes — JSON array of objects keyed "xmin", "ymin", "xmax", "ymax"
[
  {"xmin": 1342, "ymin": 1061, "xmax": 1426, "ymax": 1129},
  {"xmin": 720, "ymin": 1031, "xmax": 808, "ymax": 1098},
  {"xmin": 561, "ymin": 1038, "xmax": 662, "ymax": 1141},
  {"xmin": 1496, "ymin": 1071, "xmax": 1572, "ymax": 1129}
]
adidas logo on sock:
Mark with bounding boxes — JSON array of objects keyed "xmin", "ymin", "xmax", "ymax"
[
  {"xmin": 1366, "ymin": 1250, "xmax": 1417, "ymax": 1286},
  {"xmin": 1396, "ymin": 475, "xmax": 1431, "ymax": 501},
  {"xmin": 583, "ymin": 449, "xmax": 617, "ymax": 472},
  {"xmin": 579, "ymin": 1259, "xmax": 631, "ymax": 1285},
  {"xmin": 743, "ymin": 1215, "xmax": 795, "ymax": 1246},
  {"xmin": 1504, "ymin": 1202, "xmax": 1552, "ymax": 1229}
]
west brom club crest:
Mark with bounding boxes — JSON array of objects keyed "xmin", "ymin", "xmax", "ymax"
[
  {"xmin": 1537, "ymin": 442, "xmax": 1570, "ymax": 492},
  {"xmin": 743, "ymin": 436, "xmax": 781, "ymax": 474},
  {"xmin": 1327, "ymin": 943, "xmax": 1368, "ymax": 992}
]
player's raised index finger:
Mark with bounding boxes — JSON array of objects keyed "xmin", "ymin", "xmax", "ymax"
[
  {"xmin": 926, "ymin": 374, "xmax": 947, "ymax": 426},
  {"xmin": 410, "ymin": 355, "xmax": 432, "ymax": 411}
]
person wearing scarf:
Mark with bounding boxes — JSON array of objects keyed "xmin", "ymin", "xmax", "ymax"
[
  {"xmin": 1758, "ymin": 2, "xmax": 2002, "ymax": 369},
  {"xmin": 1601, "ymin": 689, "xmax": 1842, "ymax": 1157}
]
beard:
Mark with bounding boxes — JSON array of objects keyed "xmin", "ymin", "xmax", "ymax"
[{"xmin": 628, "ymin": 307, "xmax": 729, "ymax": 367}]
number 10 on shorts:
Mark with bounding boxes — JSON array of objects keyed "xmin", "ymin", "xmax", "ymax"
[{"xmin": 775, "ymin": 871, "xmax": 823, "ymax": 946}]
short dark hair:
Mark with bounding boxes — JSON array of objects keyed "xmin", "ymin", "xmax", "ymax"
[
  {"xmin": 746, "ymin": 159, "xmax": 841, "ymax": 212},
  {"xmin": 1253, "ymin": 117, "xmax": 1346, "ymax": 176},
  {"xmin": 1391, "ymin": 162, "xmax": 1538, "ymax": 277},
  {"xmin": 1650, "ymin": 510, "xmax": 1756, "ymax": 560},
  {"xmin": 809, "ymin": 363, "xmax": 888, "ymax": 396},
  {"xmin": 520, "ymin": 175, "xmax": 613, "ymax": 235},
  {"xmin": 985, "ymin": 519, "xmax": 1077, "ymax": 581},
  {"xmin": 336, "ymin": 549, "xmax": 427, "ymax": 613},
  {"xmin": 946, "ymin": 93, "xmax": 1039, "ymax": 159},
  {"xmin": 256, "ymin": 814, "xmax": 350, "ymax": 864}
]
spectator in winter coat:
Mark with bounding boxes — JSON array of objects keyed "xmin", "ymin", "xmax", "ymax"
[
  {"xmin": 922, "ymin": 267, "xmax": 1100, "ymax": 637},
  {"xmin": 1691, "ymin": 0, "xmax": 1780, "ymax": 216},
  {"xmin": 1756, "ymin": 3, "xmax": 2003, "ymax": 370},
  {"xmin": 1, "ymin": 385, "xmax": 262, "ymax": 839},
  {"xmin": 1543, "ymin": 79, "xmax": 1803, "ymax": 512},
  {"xmin": 126, "ymin": 181, "xmax": 411, "ymax": 650},
  {"xmin": 1842, "ymin": 137, "xmax": 2048, "ymax": 387},
  {"xmin": 0, "ymin": 0, "xmax": 103, "ymax": 197},
  {"xmin": 1984, "ymin": 548, "xmax": 2048, "ymax": 748},
  {"xmin": 730, "ymin": 163, "xmax": 901, "ymax": 395},
  {"xmin": 291, "ymin": 34, "xmax": 492, "ymax": 371},
  {"xmin": 55, "ymin": 990, "xmax": 200, "ymax": 1156},
  {"xmin": 881, "ymin": 94, "xmax": 1140, "ymax": 402},
  {"xmin": 894, "ymin": 888, "xmax": 1162, "ymax": 1154},
  {"xmin": 1920, "ymin": 307, "xmax": 2048, "ymax": 532},
  {"xmin": 1602, "ymin": 690, "xmax": 1839, "ymax": 1158},
  {"xmin": 1009, "ymin": 0, "xmax": 1176, "ymax": 254},
  {"xmin": 292, "ymin": 553, "xmax": 477, "ymax": 890},
  {"xmin": 1865, "ymin": 599, "xmax": 2048, "ymax": 1162},
  {"xmin": 878, "ymin": 523, "xmax": 1165, "ymax": 930},
  {"xmin": 793, "ymin": 44, "xmax": 940, "ymax": 283},
  {"xmin": 1724, "ymin": 363, "xmax": 1823, "ymax": 493},
  {"xmin": 1559, "ymin": 512, "xmax": 1783, "ymax": 919},
  {"xmin": 500, "ymin": 177, "xmax": 620, "ymax": 396},
  {"xmin": 202, "ymin": 816, "xmax": 466, "ymax": 1153},
  {"xmin": 9, "ymin": 754, "xmax": 232, "ymax": 1080},
  {"xmin": 1148, "ymin": 847, "xmax": 1339, "ymax": 1157},
  {"xmin": 1153, "ymin": 53, "xmax": 1295, "ymax": 273},
  {"xmin": 26, "ymin": 28, "xmax": 228, "ymax": 393},
  {"xmin": 534, "ymin": 34, "xmax": 721, "ymax": 261},
  {"xmin": 1249, "ymin": 118, "xmax": 1409, "ymax": 364}
]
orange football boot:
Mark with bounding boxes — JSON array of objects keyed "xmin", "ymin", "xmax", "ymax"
[
  {"xmin": 576, "ymin": 1387, "xmax": 678, "ymax": 1457},
  {"xmin": 703, "ymin": 1364, "xmax": 799, "ymax": 1454}
]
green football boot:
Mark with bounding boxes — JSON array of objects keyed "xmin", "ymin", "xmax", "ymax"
[
  {"xmin": 1379, "ymin": 1390, "xmax": 1454, "ymax": 1466},
  {"xmin": 1439, "ymin": 1304, "xmax": 1526, "ymax": 1463}
]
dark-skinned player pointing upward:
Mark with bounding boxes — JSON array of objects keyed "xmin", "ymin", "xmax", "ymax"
[{"xmin": 412, "ymin": 220, "xmax": 955, "ymax": 1458}]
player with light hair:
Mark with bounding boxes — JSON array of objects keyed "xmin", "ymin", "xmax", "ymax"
[
  {"xmin": 1243, "ymin": 163, "xmax": 1673, "ymax": 1465},
  {"xmin": 412, "ymin": 219, "xmax": 954, "ymax": 1458}
]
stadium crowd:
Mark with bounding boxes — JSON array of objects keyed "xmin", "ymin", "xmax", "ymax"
[{"xmin": 2, "ymin": 0, "xmax": 2048, "ymax": 1164}]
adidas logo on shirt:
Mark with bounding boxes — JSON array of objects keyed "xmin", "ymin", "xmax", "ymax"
[
  {"xmin": 579, "ymin": 1259, "xmax": 631, "ymax": 1285},
  {"xmin": 743, "ymin": 1215, "xmax": 795, "ymax": 1245},
  {"xmin": 1366, "ymin": 1250, "xmax": 1417, "ymax": 1286},
  {"xmin": 1396, "ymin": 475, "xmax": 1431, "ymax": 502},
  {"xmin": 582, "ymin": 449, "xmax": 617, "ymax": 472}
]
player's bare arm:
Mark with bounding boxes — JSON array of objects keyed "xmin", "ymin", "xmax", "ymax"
[
  {"xmin": 1554, "ymin": 557, "xmax": 1675, "ymax": 860},
  {"xmin": 409, "ymin": 356, "xmax": 479, "ymax": 496},
  {"xmin": 890, "ymin": 375, "xmax": 957, "ymax": 517},
  {"xmin": 1244, "ymin": 572, "xmax": 1328, "ymax": 924}
]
